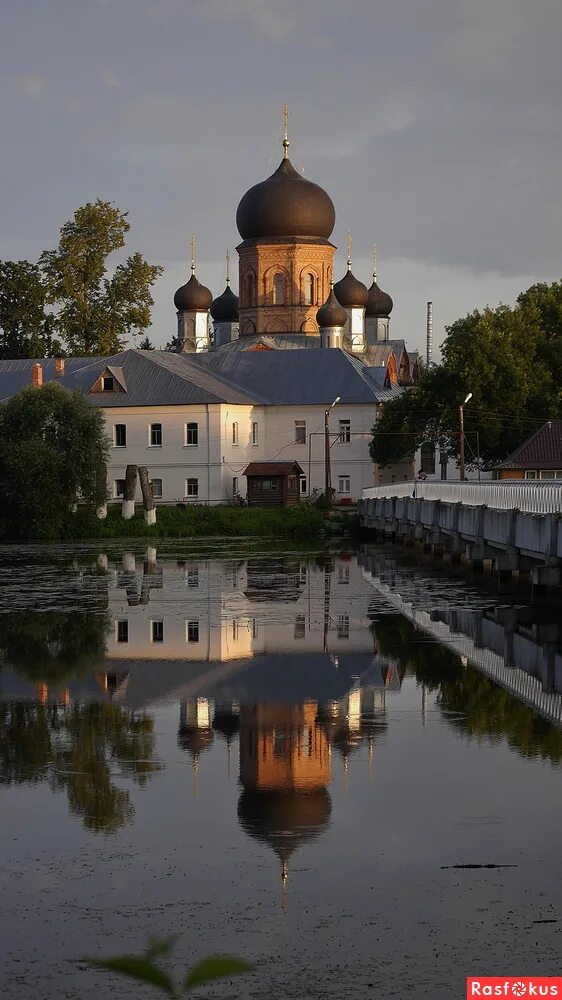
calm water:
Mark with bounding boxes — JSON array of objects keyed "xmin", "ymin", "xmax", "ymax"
[{"xmin": 1, "ymin": 543, "xmax": 561, "ymax": 999}]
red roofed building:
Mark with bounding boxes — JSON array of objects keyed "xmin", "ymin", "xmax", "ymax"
[{"xmin": 494, "ymin": 421, "xmax": 562, "ymax": 480}]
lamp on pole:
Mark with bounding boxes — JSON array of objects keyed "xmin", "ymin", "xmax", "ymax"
[
  {"xmin": 459, "ymin": 392, "xmax": 472, "ymax": 481},
  {"xmin": 325, "ymin": 396, "xmax": 341, "ymax": 503}
]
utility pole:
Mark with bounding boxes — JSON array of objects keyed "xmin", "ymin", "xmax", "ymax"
[
  {"xmin": 324, "ymin": 396, "xmax": 341, "ymax": 504},
  {"xmin": 459, "ymin": 392, "xmax": 472, "ymax": 481}
]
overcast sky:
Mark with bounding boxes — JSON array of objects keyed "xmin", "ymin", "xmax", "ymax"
[{"xmin": 1, "ymin": 0, "xmax": 561, "ymax": 355}]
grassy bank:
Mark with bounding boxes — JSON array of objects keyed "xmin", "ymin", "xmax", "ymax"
[{"xmin": 63, "ymin": 503, "xmax": 327, "ymax": 541}]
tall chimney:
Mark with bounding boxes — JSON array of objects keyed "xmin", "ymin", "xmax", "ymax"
[
  {"xmin": 426, "ymin": 301, "xmax": 433, "ymax": 368},
  {"xmin": 31, "ymin": 363, "xmax": 43, "ymax": 388},
  {"xmin": 55, "ymin": 358, "xmax": 65, "ymax": 376}
]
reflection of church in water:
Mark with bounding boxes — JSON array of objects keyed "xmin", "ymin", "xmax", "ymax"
[{"xmin": 177, "ymin": 682, "xmax": 394, "ymax": 895}]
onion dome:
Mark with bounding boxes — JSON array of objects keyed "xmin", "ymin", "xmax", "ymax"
[
  {"xmin": 174, "ymin": 273, "xmax": 212, "ymax": 312},
  {"xmin": 210, "ymin": 284, "xmax": 239, "ymax": 322},
  {"xmin": 237, "ymin": 788, "xmax": 331, "ymax": 865},
  {"xmin": 236, "ymin": 157, "xmax": 335, "ymax": 241},
  {"xmin": 366, "ymin": 280, "xmax": 393, "ymax": 318},
  {"xmin": 316, "ymin": 285, "xmax": 348, "ymax": 328},
  {"xmin": 333, "ymin": 268, "xmax": 368, "ymax": 308}
]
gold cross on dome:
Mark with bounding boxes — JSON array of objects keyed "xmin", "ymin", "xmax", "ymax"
[
  {"xmin": 226, "ymin": 249, "xmax": 231, "ymax": 285},
  {"xmin": 190, "ymin": 235, "xmax": 196, "ymax": 274},
  {"xmin": 282, "ymin": 103, "xmax": 290, "ymax": 158},
  {"xmin": 346, "ymin": 230, "xmax": 352, "ymax": 269},
  {"xmin": 372, "ymin": 244, "xmax": 377, "ymax": 280}
]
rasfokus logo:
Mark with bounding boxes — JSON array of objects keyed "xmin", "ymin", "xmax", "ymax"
[{"xmin": 467, "ymin": 979, "xmax": 562, "ymax": 997}]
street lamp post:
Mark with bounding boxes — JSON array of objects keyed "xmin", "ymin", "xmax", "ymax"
[
  {"xmin": 325, "ymin": 396, "xmax": 341, "ymax": 504},
  {"xmin": 459, "ymin": 392, "xmax": 472, "ymax": 481}
]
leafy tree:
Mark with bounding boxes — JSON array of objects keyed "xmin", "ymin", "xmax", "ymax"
[
  {"xmin": 139, "ymin": 335, "xmax": 155, "ymax": 350},
  {"xmin": 0, "ymin": 382, "xmax": 109, "ymax": 540},
  {"xmin": 40, "ymin": 200, "xmax": 162, "ymax": 355},
  {"xmin": 371, "ymin": 282, "xmax": 562, "ymax": 469},
  {"xmin": 0, "ymin": 260, "xmax": 62, "ymax": 359}
]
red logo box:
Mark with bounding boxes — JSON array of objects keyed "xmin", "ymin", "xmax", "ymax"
[{"xmin": 467, "ymin": 979, "xmax": 562, "ymax": 997}]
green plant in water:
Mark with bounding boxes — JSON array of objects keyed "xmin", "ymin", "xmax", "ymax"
[{"xmin": 81, "ymin": 934, "xmax": 253, "ymax": 996}]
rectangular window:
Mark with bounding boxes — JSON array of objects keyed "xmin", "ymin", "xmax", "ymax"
[
  {"xmin": 525, "ymin": 471, "xmax": 537, "ymax": 479},
  {"xmin": 185, "ymin": 422, "xmax": 198, "ymax": 446},
  {"xmin": 187, "ymin": 569, "xmax": 199, "ymax": 588},
  {"xmin": 151, "ymin": 620, "xmax": 164, "ymax": 643},
  {"xmin": 338, "ymin": 419, "xmax": 351, "ymax": 444},
  {"xmin": 151, "ymin": 478, "xmax": 162, "ymax": 498},
  {"xmin": 185, "ymin": 478, "xmax": 199, "ymax": 498},
  {"xmin": 116, "ymin": 620, "xmax": 129, "ymax": 643},
  {"xmin": 114, "ymin": 424, "xmax": 126, "ymax": 447},
  {"xmin": 232, "ymin": 476, "xmax": 239, "ymax": 496},
  {"xmin": 232, "ymin": 619, "xmax": 239, "ymax": 641},
  {"xmin": 420, "ymin": 443, "xmax": 436, "ymax": 475},
  {"xmin": 102, "ymin": 374, "xmax": 114, "ymax": 392},
  {"xmin": 300, "ymin": 477, "xmax": 307, "ymax": 495},
  {"xmin": 252, "ymin": 421, "xmax": 258, "ymax": 446},
  {"xmin": 338, "ymin": 475, "xmax": 351, "ymax": 493},
  {"xmin": 540, "ymin": 470, "xmax": 555, "ymax": 480},
  {"xmin": 338, "ymin": 565, "xmax": 350, "ymax": 585},
  {"xmin": 114, "ymin": 479, "xmax": 125, "ymax": 499},
  {"xmin": 150, "ymin": 423, "xmax": 162, "ymax": 447},
  {"xmin": 186, "ymin": 620, "xmax": 199, "ymax": 643},
  {"xmin": 232, "ymin": 422, "xmax": 238, "ymax": 445},
  {"xmin": 337, "ymin": 614, "xmax": 350, "ymax": 639},
  {"xmin": 294, "ymin": 615, "xmax": 305, "ymax": 639},
  {"xmin": 295, "ymin": 420, "xmax": 306, "ymax": 445}
]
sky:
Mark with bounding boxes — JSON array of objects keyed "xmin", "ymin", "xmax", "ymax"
[{"xmin": 1, "ymin": 0, "xmax": 561, "ymax": 356}]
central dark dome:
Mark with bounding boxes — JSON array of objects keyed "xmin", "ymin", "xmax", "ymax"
[{"xmin": 236, "ymin": 157, "xmax": 335, "ymax": 241}]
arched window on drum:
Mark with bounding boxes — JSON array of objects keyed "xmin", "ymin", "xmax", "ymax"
[
  {"xmin": 245, "ymin": 271, "xmax": 256, "ymax": 307},
  {"xmin": 273, "ymin": 273, "xmax": 285, "ymax": 305},
  {"xmin": 303, "ymin": 272, "xmax": 315, "ymax": 305}
]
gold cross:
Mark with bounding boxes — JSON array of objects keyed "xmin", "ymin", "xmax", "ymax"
[
  {"xmin": 226, "ymin": 249, "xmax": 231, "ymax": 284},
  {"xmin": 190, "ymin": 235, "xmax": 196, "ymax": 274},
  {"xmin": 282, "ymin": 103, "xmax": 290, "ymax": 157},
  {"xmin": 372, "ymin": 243, "xmax": 377, "ymax": 279},
  {"xmin": 346, "ymin": 230, "xmax": 352, "ymax": 268}
]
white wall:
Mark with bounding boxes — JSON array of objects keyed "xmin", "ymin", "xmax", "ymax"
[{"xmin": 103, "ymin": 400, "xmax": 380, "ymax": 504}]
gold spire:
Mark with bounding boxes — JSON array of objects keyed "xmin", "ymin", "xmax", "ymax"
[
  {"xmin": 346, "ymin": 230, "xmax": 352, "ymax": 270},
  {"xmin": 190, "ymin": 235, "xmax": 196, "ymax": 275},
  {"xmin": 372, "ymin": 243, "xmax": 377, "ymax": 281},
  {"xmin": 226, "ymin": 249, "xmax": 231, "ymax": 286},
  {"xmin": 282, "ymin": 103, "xmax": 290, "ymax": 159}
]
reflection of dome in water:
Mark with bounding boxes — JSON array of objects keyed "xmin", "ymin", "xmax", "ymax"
[
  {"xmin": 332, "ymin": 727, "xmax": 364, "ymax": 758},
  {"xmin": 213, "ymin": 711, "xmax": 240, "ymax": 741},
  {"xmin": 177, "ymin": 727, "xmax": 214, "ymax": 756},
  {"xmin": 238, "ymin": 788, "xmax": 331, "ymax": 863}
]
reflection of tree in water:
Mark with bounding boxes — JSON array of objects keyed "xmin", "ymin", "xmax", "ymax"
[
  {"xmin": 0, "ymin": 702, "xmax": 160, "ymax": 833},
  {"xmin": 371, "ymin": 612, "xmax": 562, "ymax": 764},
  {"xmin": 0, "ymin": 611, "xmax": 110, "ymax": 686}
]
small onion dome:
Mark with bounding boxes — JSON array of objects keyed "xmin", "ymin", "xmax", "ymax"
[
  {"xmin": 174, "ymin": 274, "xmax": 212, "ymax": 312},
  {"xmin": 333, "ymin": 269, "xmax": 368, "ymax": 308},
  {"xmin": 210, "ymin": 284, "xmax": 239, "ymax": 322},
  {"xmin": 316, "ymin": 287, "xmax": 348, "ymax": 328},
  {"xmin": 366, "ymin": 280, "xmax": 393, "ymax": 317},
  {"xmin": 236, "ymin": 157, "xmax": 335, "ymax": 241}
]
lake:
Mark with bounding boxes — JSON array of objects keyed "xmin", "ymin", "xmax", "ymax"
[{"xmin": 1, "ymin": 542, "xmax": 561, "ymax": 999}]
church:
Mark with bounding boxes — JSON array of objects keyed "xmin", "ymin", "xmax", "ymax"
[{"xmin": 0, "ymin": 120, "xmax": 421, "ymax": 504}]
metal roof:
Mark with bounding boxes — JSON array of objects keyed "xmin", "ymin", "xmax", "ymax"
[
  {"xmin": 243, "ymin": 461, "xmax": 305, "ymax": 476},
  {"xmin": 0, "ymin": 346, "xmax": 402, "ymax": 408},
  {"xmin": 193, "ymin": 347, "xmax": 399, "ymax": 404},
  {"xmin": 495, "ymin": 421, "xmax": 562, "ymax": 469}
]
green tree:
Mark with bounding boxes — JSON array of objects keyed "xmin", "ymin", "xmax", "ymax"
[
  {"xmin": 40, "ymin": 200, "xmax": 162, "ymax": 355},
  {"xmin": 371, "ymin": 284, "xmax": 562, "ymax": 469},
  {"xmin": 139, "ymin": 335, "xmax": 155, "ymax": 350},
  {"xmin": 0, "ymin": 260, "xmax": 62, "ymax": 359},
  {"xmin": 0, "ymin": 382, "xmax": 109, "ymax": 540}
]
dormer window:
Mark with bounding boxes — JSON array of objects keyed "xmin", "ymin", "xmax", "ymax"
[{"xmin": 102, "ymin": 375, "xmax": 114, "ymax": 391}]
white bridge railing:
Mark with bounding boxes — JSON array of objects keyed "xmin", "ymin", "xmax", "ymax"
[{"xmin": 362, "ymin": 481, "xmax": 562, "ymax": 515}]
